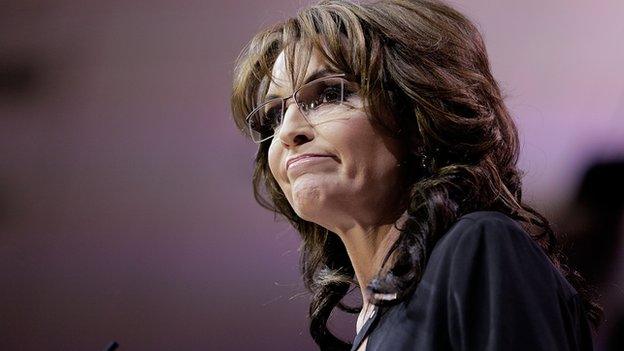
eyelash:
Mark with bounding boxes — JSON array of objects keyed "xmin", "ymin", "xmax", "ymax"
[{"xmin": 265, "ymin": 85, "xmax": 356, "ymax": 122}]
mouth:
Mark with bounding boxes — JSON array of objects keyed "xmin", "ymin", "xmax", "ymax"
[{"xmin": 286, "ymin": 154, "xmax": 336, "ymax": 171}]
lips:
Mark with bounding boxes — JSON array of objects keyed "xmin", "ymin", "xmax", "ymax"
[{"xmin": 286, "ymin": 153, "xmax": 335, "ymax": 170}]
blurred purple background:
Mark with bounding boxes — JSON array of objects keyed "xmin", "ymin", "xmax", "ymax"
[{"xmin": 1, "ymin": 0, "xmax": 623, "ymax": 350}]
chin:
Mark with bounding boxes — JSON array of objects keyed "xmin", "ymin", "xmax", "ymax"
[
  {"xmin": 290, "ymin": 191, "xmax": 328, "ymax": 223},
  {"xmin": 284, "ymin": 176, "xmax": 340, "ymax": 223},
  {"xmin": 291, "ymin": 200, "xmax": 323, "ymax": 222}
]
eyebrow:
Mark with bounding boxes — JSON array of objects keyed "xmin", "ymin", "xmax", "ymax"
[{"xmin": 264, "ymin": 68, "xmax": 340, "ymax": 101}]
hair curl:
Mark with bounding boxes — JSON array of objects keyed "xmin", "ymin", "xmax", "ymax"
[{"xmin": 230, "ymin": 0, "xmax": 603, "ymax": 349}]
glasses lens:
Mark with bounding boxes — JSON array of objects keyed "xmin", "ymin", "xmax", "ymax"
[
  {"xmin": 295, "ymin": 77, "xmax": 346, "ymax": 118},
  {"xmin": 247, "ymin": 75, "xmax": 357, "ymax": 143},
  {"xmin": 247, "ymin": 98, "xmax": 283, "ymax": 143}
]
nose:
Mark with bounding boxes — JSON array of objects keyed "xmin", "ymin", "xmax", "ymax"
[{"xmin": 275, "ymin": 101, "xmax": 314, "ymax": 147}]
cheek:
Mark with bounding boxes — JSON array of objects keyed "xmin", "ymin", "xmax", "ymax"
[
  {"xmin": 337, "ymin": 119, "xmax": 382, "ymax": 156},
  {"xmin": 267, "ymin": 142, "xmax": 286, "ymax": 186},
  {"xmin": 335, "ymin": 118, "xmax": 402, "ymax": 179},
  {"xmin": 267, "ymin": 146, "xmax": 278, "ymax": 178}
]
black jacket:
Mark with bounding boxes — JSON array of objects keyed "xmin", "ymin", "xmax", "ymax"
[{"xmin": 351, "ymin": 211, "xmax": 594, "ymax": 351}]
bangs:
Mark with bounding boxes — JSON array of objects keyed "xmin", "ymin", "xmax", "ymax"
[{"xmin": 230, "ymin": 3, "xmax": 377, "ymax": 140}]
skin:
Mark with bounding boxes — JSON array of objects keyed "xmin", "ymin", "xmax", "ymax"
[{"xmin": 266, "ymin": 49, "xmax": 408, "ymax": 334}]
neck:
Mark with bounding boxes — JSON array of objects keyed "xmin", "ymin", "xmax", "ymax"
[{"xmin": 333, "ymin": 212, "xmax": 407, "ymax": 304}]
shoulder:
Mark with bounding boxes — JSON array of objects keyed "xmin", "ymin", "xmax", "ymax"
[
  {"xmin": 426, "ymin": 210, "xmax": 577, "ymax": 299},
  {"xmin": 431, "ymin": 210, "xmax": 535, "ymax": 265},
  {"xmin": 433, "ymin": 210, "xmax": 544, "ymax": 261},
  {"xmin": 436, "ymin": 210, "xmax": 529, "ymax": 250},
  {"xmin": 397, "ymin": 211, "xmax": 593, "ymax": 350}
]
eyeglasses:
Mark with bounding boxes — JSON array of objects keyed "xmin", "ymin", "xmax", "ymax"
[{"xmin": 245, "ymin": 73, "xmax": 359, "ymax": 143}]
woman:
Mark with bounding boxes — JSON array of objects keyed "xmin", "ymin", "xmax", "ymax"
[{"xmin": 230, "ymin": 0, "xmax": 602, "ymax": 350}]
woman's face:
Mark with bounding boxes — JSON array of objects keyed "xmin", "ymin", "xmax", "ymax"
[{"xmin": 266, "ymin": 49, "xmax": 405, "ymax": 231}]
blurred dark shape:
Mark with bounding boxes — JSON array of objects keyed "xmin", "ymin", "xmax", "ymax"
[
  {"xmin": 568, "ymin": 159, "xmax": 624, "ymax": 285},
  {"xmin": 577, "ymin": 161, "xmax": 624, "ymax": 211},
  {"xmin": 560, "ymin": 157, "xmax": 624, "ymax": 351},
  {"xmin": 607, "ymin": 316, "xmax": 624, "ymax": 351},
  {"xmin": 0, "ymin": 54, "xmax": 42, "ymax": 100}
]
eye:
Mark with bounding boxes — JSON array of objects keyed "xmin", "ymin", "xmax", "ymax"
[
  {"xmin": 300, "ymin": 85, "xmax": 342, "ymax": 112},
  {"xmin": 319, "ymin": 85, "xmax": 342, "ymax": 104},
  {"xmin": 263, "ymin": 104, "xmax": 283, "ymax": 129}
]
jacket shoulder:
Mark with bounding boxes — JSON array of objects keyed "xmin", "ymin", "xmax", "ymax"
[
  {"xmin": 436, "ymin": 210, "xmax": 530, "ymax": 251},
  {"xmin": 429, "ymin": 210, "xmax": 577, "ymax": 299}
]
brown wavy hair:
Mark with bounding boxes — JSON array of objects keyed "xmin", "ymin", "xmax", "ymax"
[{"xmin": 230, "ymin": 0, "xmax": 603, "ymax": 349}]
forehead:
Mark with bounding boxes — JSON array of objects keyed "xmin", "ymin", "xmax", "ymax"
[{"xmin": 267, "ymin": 48, "xmax": 327, "ymax": 95}]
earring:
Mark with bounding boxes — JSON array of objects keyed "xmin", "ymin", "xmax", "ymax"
[
  {"xmin": 396, "ymin": 151, "xmax": 431, "ymax": 170},
  {"xmin": 419, "ymin": 152, "xmax": 430, "ymax": 169}
]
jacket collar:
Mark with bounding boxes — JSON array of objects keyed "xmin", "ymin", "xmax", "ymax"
[{"xmin": 350, "ymin": 305, "xmax": 383, "ymax": 351}]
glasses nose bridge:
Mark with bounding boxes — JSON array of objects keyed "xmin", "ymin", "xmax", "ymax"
[
  {"xmin": 281, "ymin": 91, "xmax": 300, "ymax": 112},
  {"xmin": 280, "ymin": 94, "xmax": 307, "ymax": 126},
  {"xmin": 275, "ymin": 94, "xmax": 313, "ymax": 144}
]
